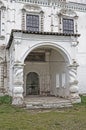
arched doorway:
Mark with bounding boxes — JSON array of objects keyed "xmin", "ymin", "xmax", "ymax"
[{"xmin": 26, "ymin": 72, "xmax": 39, "ymax": 95}]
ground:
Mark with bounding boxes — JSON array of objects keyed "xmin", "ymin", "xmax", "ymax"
[{"xmin": 0, "ymin": 96, "xmax": 86, "ymax": 130}]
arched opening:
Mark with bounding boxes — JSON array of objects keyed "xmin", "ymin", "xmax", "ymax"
[
  {"xmin": 24, "ymin": 44, "xmax": 71, "ymax": 97},
  {"xmin": 26, "ymin": 72, "xmax": 39, "ymax": 95}
]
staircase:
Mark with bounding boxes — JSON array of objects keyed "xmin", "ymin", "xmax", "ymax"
[{"xmin": 24, "ymin": 96, "xmax": 72, "ymax": 109}]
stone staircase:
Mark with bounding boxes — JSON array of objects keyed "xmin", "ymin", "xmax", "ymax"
[{"xmin": 24, "ymin": 96, "xmax": 72, "ymax": 109}]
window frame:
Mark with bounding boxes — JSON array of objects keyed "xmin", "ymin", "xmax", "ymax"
[
  {"xmin": 26, "ymin": 13, "xmax": 40, "ymax": 32},
  {"xmin": 22, "ymin": 7, "xmax": 44, "ymax": 32},
  {"xmin": 62, "ymin": 18, "xmax": 74, "ymax": 34},
  {"xmin": 58, "ymin": 9, "xmax": 78, "ymax": 34},
  {"xmin": 0, "ymin": 8, "xmax": 6, "ymax": 36}
]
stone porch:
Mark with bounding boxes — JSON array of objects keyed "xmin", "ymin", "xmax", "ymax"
[{"xmin": 24, "ymin": 96, "xmax": 72, "ymax": 109}]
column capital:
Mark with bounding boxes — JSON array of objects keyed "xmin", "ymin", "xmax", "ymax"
[
  {"xmin": 13, "ymin": 61, "xmax": 25, "ymax": 67},
  {"xmin": 68, "ymin": 60, "xmax": 79, "ymax": 70}
]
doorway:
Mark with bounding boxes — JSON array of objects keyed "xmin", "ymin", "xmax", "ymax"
[{"xmin": 26, "ymin": 72, "xmax": 39, "ymax": 95}]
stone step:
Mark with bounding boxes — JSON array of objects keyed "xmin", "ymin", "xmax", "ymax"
[{"xmin": 25, "ymin": 101, "xmax": 72, "ymax": 109}]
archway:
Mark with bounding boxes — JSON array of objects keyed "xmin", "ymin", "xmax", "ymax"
[
  {"xmin": 24, "ymin": 44, "xmax": 71, "ymax": 97},
  {"xmin": 22, "ymin": 42, "xmax": 71, "ymax": 64}
]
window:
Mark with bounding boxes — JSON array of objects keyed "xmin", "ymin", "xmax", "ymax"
[
  {"xmin": 25, "ymin": 52, "xmax": 45, "ymax": 62},
  {"xmin": 63, "ymin": 18, "xmax": 74, "ymax": 34},
  {"xmin": 26, "ymin": 14, "xmax": 39, "ymax": 32}
]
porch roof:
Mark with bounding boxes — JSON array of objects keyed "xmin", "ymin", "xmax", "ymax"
[{"xmin": 7, "ymin": 29, "xmax": 80, "ymax": 49}]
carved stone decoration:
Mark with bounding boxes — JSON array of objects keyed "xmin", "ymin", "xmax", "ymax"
[
  {"xmin": 23, "ymin": 4, "xmax": 42, "ymax": 13},
  {"xmin": 13, "ymin": 62, "xmax": 24, "ymax": 85},
  {"xmin": 12, "ymin": 85, "xmax": 24, "ymax": 106},
  {"xmin": 0, "ymin": 1, "xmax": 6, "ymax": 10},
  {"xmin": 12, "ymin": 62, "xmax": 24, "ymax": 106},
  {"xmin": 57, "ymin": 8, "xmax": 78, "ymax": 33},
  {"xmin": 21, "ymin": 4, "xmax": 44, "ymax": 31},
  {"xmin": 68, "ymin": 60, "xmax": 81, "ymax": 103},
  {"xmin": 58, "ymin": 9, "xmax": 77, "ymax": 17}
]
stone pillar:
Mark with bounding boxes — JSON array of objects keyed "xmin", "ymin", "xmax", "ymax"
[
  {"xmin": 68, "ymin": 61, "xmax": 81, "ymax": 103},
  {"xmin": 12, "ymin": 62, "xmax": 24, "ymax": 106}
]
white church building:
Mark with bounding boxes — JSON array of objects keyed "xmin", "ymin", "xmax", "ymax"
[{"xmin": 0, "ymin": 0, "xmax": 86, "ymax": 106}]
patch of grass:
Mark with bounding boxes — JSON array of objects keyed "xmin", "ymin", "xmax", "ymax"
[
  {"xmin": 0, "ymin": 96, "xmax": 86, "ymax": 130},
  {"xmin": 81, "ymin": 95, "xmax": 86, "ymax": 105},
  {"xmin": 73, "ymin": 95, "xmax": 86, "ymax": 108},
  {"xmin": 0, "ymin": 95, "xmax": 12, "ymax": 105}
]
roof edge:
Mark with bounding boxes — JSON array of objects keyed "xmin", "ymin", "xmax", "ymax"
[{"xmin": 7, "ymin": 29, "xmax": 80, "ymax": 49}]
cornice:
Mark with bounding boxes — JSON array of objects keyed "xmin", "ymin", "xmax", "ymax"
[
  {"xmin": 7, "ymin": 29, "xmax": 80, "ymax": 49},
  {"xmin": 16, "ymin": 0, "xmax": 86, "ymax": 12}
]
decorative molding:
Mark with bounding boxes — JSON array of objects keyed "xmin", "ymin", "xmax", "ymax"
[
  {"xmin": 57, "ymin": 8, "xmax": 78, "ymax": 34},
  {"xmin": 23, "ymin": 4, "xmax": 42, "ymax": 13},
  {"xmin": 13, "ymin": 63, "xmax": 24, "ymax": 85},
  {"xmin": 0, "ymin": 1, "xmax": 6, "ymax": 10},
  {"xmin": 16, "ymin": 0, "xmax": 86, "ymax": 12},
  {"xmin": 58, "ymin": 9, "xmax": 77, "ymax": 17},
  {"xmin": 68, "ymin": 60, "xmax": 81, "ymax": 103},
  {"xmin": 21, "ymin": 4, "xmax": 44, "ymax": 31},
  {"xmin": 0, "ymin": 35, "xmax": 5, "ymax": 40}
]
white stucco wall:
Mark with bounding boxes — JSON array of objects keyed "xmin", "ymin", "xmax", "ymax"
[{"xmin": 0, "ymin": 0, "xmax": 86, "ymax": 95}]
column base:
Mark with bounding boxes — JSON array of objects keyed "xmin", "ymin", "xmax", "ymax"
[
  {"xmin": 70, "ymin": 93, "xmax": 81, "ymax": 103},
  {"xmin": 12, "ymin": 96, "xmax": 25, "ymax": 107},
  {"xmin": 12, "ymin": 86, "xmax": 25, "ymax": 107}
]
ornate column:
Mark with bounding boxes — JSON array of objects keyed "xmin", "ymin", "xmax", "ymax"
[
  {"xmin": 12, "ymin": 62, "xmax": 24, "ymax": 106},
  {"xmin": 68, "ymin": 60, "xmax": 81, "ymax": 103}
]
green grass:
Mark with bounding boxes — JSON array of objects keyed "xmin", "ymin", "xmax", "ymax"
[
  {"xmin": 0, "ymin": 95, "xmax": 12, "ymax": 105},
  {"xmin": 0, "ymin": 96, "xmax": 86, "ymax": 130}
]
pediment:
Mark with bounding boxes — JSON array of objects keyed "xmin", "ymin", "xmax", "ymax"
[
  {"xmin": 23, "ymin": 4, "xmax": 42, "ymax": 13},
  {"xmin": 59, "ymin": 9, "xmax": 77, "ymax": 17}
]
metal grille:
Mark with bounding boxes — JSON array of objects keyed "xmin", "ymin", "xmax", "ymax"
[
  {"xmin": 26, "ymin": 14, "xmax": 39, "ymax": 32},
  {"xmin": 63, "ymin": 18, "xmax": 74, "ymax": 34},
  {"xmin": 26, "ymin": 72, "xmax": 39, "ymax": 95}
]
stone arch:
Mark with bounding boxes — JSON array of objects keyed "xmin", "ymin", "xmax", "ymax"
[
  {"xmin": 23, "ymin": 42, "xmax": 72, "ymax": 97},
  {"xmin": 22, "ymin": 42, "xmax": 72, "ymax": 64}
]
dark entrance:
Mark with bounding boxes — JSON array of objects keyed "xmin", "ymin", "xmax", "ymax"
[{"xmin": 26, "ymin": 72, "xmax": 39, "ymax": 95}]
